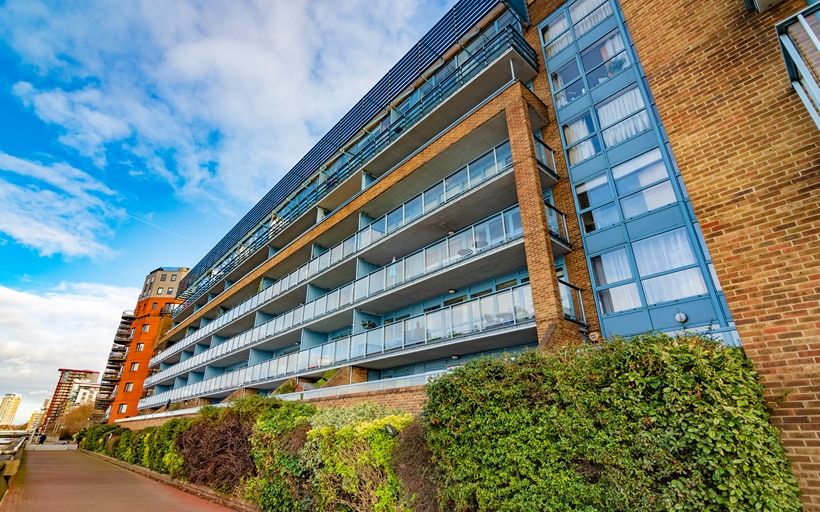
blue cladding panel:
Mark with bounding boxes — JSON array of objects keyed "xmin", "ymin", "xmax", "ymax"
[{"xmin": 182, "ymin": 0, "xmax": 513, "ymax": 294}]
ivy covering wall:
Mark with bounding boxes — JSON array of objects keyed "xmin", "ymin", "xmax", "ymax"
[{"xmin": 79, "ymin": 333, "xmax": 802, "ymax": 511}]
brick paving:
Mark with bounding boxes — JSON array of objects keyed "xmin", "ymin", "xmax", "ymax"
[{"xmin": 0, "ymin": 450, "xmax": 231, "ymax": 512}]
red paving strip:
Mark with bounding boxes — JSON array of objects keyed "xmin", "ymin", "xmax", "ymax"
[{"xmin": 0, "ymin": 450, "xmax": 231, "ymax": 512}]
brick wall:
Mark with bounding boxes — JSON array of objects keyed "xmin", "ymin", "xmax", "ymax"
[
  {"xmin": 525, "ymin": 0, "xmax": 820, "ymax": 505},
  {"xmin": 297, "ymin": 385, "xmax": 427, "ymax": 416}
]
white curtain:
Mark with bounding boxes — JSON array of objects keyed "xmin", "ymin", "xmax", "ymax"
[
  {"xmin": 571, "ymin": 0, "xmax": 613, "ymax": 36},
  {"xmin": 642, "ymin": 268, "xmax": 707, "ymax": 305},
  {"xmin": 544, "ymin": 16, "xmax": 571, "ymax": 58},
  {"xmin": 621, "ymin": 181, "xmax": 675, "ymax": 218},
  {"xmin": 592, "ymin": 248, "xmax": 632, "ymax": 286},
  {"xmin": 597, "ymin": 283, "xmax": 641, "ymax": 314},
  {"xmin": 632, "ymin": 228, "xmax": 695, "ymax": 276},
  {"xmin": 564, "ymin": 115, "xmax": 593, "ymax": 145},
  {"xmin": 598, "ymin": 87, "xmax": 650, "ymax": 146}
]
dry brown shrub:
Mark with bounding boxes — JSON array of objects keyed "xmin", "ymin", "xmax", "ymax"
[
  {"xmin": 392, "ymin": 420, "xmax": 439, "ymax": 512},
  {"xmin": 177, "ymin": 414, "xmax": 255, "ymax": 491},
  {"xmin": 280, "ymin": 422, "xmax": 310, "ymax": 457}
]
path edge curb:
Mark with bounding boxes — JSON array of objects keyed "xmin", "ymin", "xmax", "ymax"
[{"xmin": 79, "ymin": 449, "xmax": 260, "ymax": 512}]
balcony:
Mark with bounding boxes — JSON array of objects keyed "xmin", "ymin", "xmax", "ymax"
[
  {"xmin": 147, "ymin": 205, "xmax": 534, "ymax": 384},
  {"xmin": 140, "ymin": 283, "xmax": 538, "ymax": 409},
  {"xmin": 101, "ymin": 370, "xmax": 122, "ymax": 382},
  {"xmin": 777, "ymin": 4, "xmax": 820, "ymax": 130},
  {"xmin": 174, "ymin": 26, "xmax": 540, "ymax": 319},
  {"xmin": 155, "ymin": 139, "xmax": 555, "ymax": 364}
]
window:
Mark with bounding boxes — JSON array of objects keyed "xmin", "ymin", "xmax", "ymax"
[
  {"xmin": 130, "ymin": 362, "xmax": 139, "ymax": 371},
  {"xmin": 590, "ymin": 248, "xmax": 632, "ymax": 286},
  {"xmin": 596, "ymin": 86, "xmax": 650, "ymax": 147},
  {"xmin": 141, "ymin": 324, "xmax": 150, "ymax": 332},
  {"xmin": 563, "ymin": 112, "xmax": 601, "ymax": 165},
  {"xmin": 129, "ymin": 328, "xmax": 135, "ymax": 339},
  {"xmin": 156, "ymin": 287, "xmax": 163, "ymax": 295},
  {"xmin": 118, "ymin": 404, "xmax": 127, "ymax": 414},
  {"xmin": 151, "ymin": 302, "xmax": 157, "ymax": 310},
  {"xmin": 581, "ymin": 203, "xmax": 619, "ymax": 233},
  {"xmin": 597, "ymin": 283, "xmax": 642, "ymax": 314},
  {"xmin": 542, "ymin": 13, "xmax": 572, "ymax": 58},
  {"xmin": 612, "ymin": 149, "xmax": 668, "ymax": 196},
  {"xmin": 641, "ymin": 268, "xmax": 707, "ymax": 305},
  {"xmin": 171, "ymin": 274, "xmax": 177, "ymax": 281},
  {"xmin": 570, "ymin": 0, "xmax": 613, "ymax": 37},
  {"xmin": 576, "ymin": 175, "xmax": 611, "ymax": 209},
  {"xmin": 632, "ymin": 229, "xmax": 695, "ymax": 277},
  {"xmin": 620, "ymin": 181, "xmax": 676, "ymax": 218},
  {"xmin": 582, "ymin": 31, "xmax": 630, "ymax": 88},
  {"xmin": 124, "ymin": 383, "xmax": 133, "ymax": 392},
  {"xmin": 135, "ymin": 343, "xmax": 144, "ymax": 352},
  {"xmin": 551, "ymin": 58, "xmax": 585, "ymax": 108},
  {"xmin": 160, "ymin": 274, "xmax": 167, "ymax": 281}
]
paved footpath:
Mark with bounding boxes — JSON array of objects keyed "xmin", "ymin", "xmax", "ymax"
[{"xmin": 0, "ymin": 450, "xmax": 231, "ymax": 512}]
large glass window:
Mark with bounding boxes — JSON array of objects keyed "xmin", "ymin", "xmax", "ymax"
[
  {"xmin": 583, "ymin": 31, "xmax": 630, "ymax": 88},
  {"xmin": 581, "ymin": 203, "xmax": 619, "ymax": 233},
  {"xmin": 632, "ymin": 228, "xmax": 695, "ymax": 276},
  {"xmin": 596, "ymin": 86, "xmax": 649, "ymax": 147},
  {"xmin": 612, "ymin": 149, "xmax": 668, "ymax": 195},
  {"xmin": 620, "ymin": 181, "xmax": 676, "ymax": 218},
  {"xmin": 570, "ymin": 0, "xmax": 613, "ymax": 37},
  {"xmin": 543, "ymin": 14, "xmax": 572, "ymax": 58},
  {"xmin": 597, "ymin": 283, "xmax": 641, "ymax": 314},
  {"xmin": 563, "ymin": 112, "xmax": 601, "ymax": 165},
  {"xmin": 552, "ymin": 59, "xmax": 586, "ymax": 108},
  {"xmin": 576, "ymin": 174, "xmax": 611, "ymax": 209},
  {"xmin": 642, "ymin": 268, "xmax": 707, "ymax": 305},
  {"xmin": 591, "ymin": 248, "xmax": 632, "ymax": 286}
]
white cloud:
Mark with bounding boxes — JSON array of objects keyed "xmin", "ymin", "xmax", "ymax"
[
  {"xmin": 0, "ymin": 152, "xmax": 118, "ymax": 257},
  {"xmin": 0, "ymin": 282, "xmax": 139, "ymax": 424},
  {"xmin": 0, "ymin": 0, "xmax": 451, "ymax": 213}
]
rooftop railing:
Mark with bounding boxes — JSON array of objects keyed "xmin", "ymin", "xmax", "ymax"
[
  {"xmin": 155, "ymin": 140, "xmax": 528, "ymax": 363},
  {"xmin": 777, "ymin": 4, "xmax": 820, "ymax": 130},
  {"xmin": 147, "ymin": 204, "xmax": 533, "ymax": 383},
  {"xmin": 141, "ymin": 283, "xmax": 536, "ymax": 408},
  {"xmin": 175, "ymin": 26, "xmax": 539, "ymax": 315}
]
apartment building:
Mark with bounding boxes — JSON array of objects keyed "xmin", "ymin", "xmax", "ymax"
[
  {"xmin": 0, "ymin": 394, "xmax": 21, "ymax": 427},
  {"xmin": 95, "ymin": 267, "xmax": 190, "ymax": 422},
  {"xmin": 44, "ymin": 369, "xmax": 99, "ymax": 431},
  {"xmin": 139, "ymin": 0, "xmax": 820, "ymax": 504}
]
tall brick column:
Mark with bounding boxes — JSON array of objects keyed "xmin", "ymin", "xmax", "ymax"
[{"xmin": 506, "ymin": 89, "xmax": 585, "ymax": 348}]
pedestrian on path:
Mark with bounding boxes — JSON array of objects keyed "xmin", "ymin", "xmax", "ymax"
[{"xmin": 38, "ymin": 433, "xmax": 46, "ymax": 445}]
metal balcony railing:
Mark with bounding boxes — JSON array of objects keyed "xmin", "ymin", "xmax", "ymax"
[
  {"xmin": 146, "ymin": 204, "xmax": 531, "ymax": 384},
  {"xmin": 174, "ymin": 26, "xmax": 539, "ymax": 316},
  {"xmin": 153, "ymin": 140, "xmax": 527, "ymax": 366},
  {"xmin": 534, "ymin": 136, "xmax": 558, "ymax": 179},
  {"xmin": 777, "ymin": 4, "xmax": 820, "ymax": 130},
  {"xmin": 140, "ymin": 283, "xmax": 537, "ymax": 409}
]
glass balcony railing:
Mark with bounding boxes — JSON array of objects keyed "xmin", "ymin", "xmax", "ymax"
[
  {"xmin": 175, "ymin": 26, "xmax": 539, "ymax": 316},
  {"xmin": 558, "ymin": 279, "xmax": 586, "ymax": 325},
  {"xmin": 154, "ymin": 140, "xmax": 527, "ymax": 366},
  {"xmin": 146, "ymin": 205, "xmax": 532, "ymax": 385},
  {"xmin": 140, "ymin": 283, "xmax": 536, "ymax": 409},
  {"xmin": 534, "ymin": 136, "xmax": 558, "ymax": 179},
  {"xmin": 777, "ymin": 4, "xmax": 820, "ymax": 130}
]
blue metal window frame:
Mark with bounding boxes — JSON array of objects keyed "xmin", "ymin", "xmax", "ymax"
[
  {"xmin": 776, "ymin": 3, "xmax": 820, "ymax": 130},
  {"xmin": 537, "ymin": 0, "xmax": 733, "ymax": 338}
]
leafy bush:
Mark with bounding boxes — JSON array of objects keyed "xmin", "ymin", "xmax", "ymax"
[{"xmin": 424, "ymin": 333, "xmax": 802, "ymax": 511}]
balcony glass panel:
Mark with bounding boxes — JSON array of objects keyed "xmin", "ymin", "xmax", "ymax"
[
  {"xmin": 513, "ymin": 285, "xmax": 535, "ymax": 320},
  {"xmin": 423, "ymin": 182, "xmax": 445, "ymax": 213},
  {"xmin": 335, "ymin": 337, "xmax": 350, "ymax": 363},
  {"xmin": 405, "ymin": 195, "xmax": 423, "ymax": 222},
  {"xmin": 350, "ymin": 333, "xmax": 366, "ymax": 359},
  {"xmin": 404, "ymin": 317, "xmax": 425, "ymax": 346},
  {"xmin": 405, "ymin": 252, "xmax": 424, "ymax": 280},
  {"xmin": 468, "ymin": 150, "xmax": 497, "ymax": 186},
  {"xmin": 308, "ymin": 258, "xmax": 319, "ymax": 277},
  {"xmin": 386, "ymin": 261, "xmax": 404, "ymax": 288},
  {"xmin": 302, "ymin": 301, "xmax": 315, "ymax": 323},
  {"xmin": 425, "ymin": 310, "xmax": 450, "ymax": 340},
  {"xmin": 342, "ymin": 236, "xmax": 356, "ymax": 258},
  {"xmin": 474, "ymin": 216, "xmax": 505, "ymax": 250},
  {"xmin": 384, "ymin": 323, "xmax": 403, "ymax": 351},
  {"xmin": 318, "ymin": 251, "xmax": 331, "ymax": 271},
  {"xmin": 366, "ymin": 329, "xmax": 383, "ymax": 355},
  {"xmin": 425, "ymin": 241, "xmax": 446, "ymax": 273},
  {"xmin": 297, "ymin": 350, "xmax": 309, "ymax": 372},
  {"xmin": 357, "ymin": 227, "xmax": 371, "ymax": 249},
  {"xmin": 313, "ymin": 295, "xmax": 327, "ymax": 317},
  {"xmin": 339, "ymin": 283, "xmax": 354, "ymax": 306},
  {"xmin": 354, "ymin": 277, "xmax": 369, "ymax": 301},
  {"xmin": 496, "ymin": 291, "xmax": 515, "ymax": 326},
  {"xmin": 387, "ymin": 206, "xmax": 404, "ymax": 233},
  {"xmin": 448, "ymin": 230, "xmax": 475, "ymax": 263},
  {"xmin": 325, "ymin": 289, "xmax": 340, "ymax": 312},
  {"xmin": 308, "ymin": 347, "xmax": 321, "ymax": 369},
  {"xmin": 445, "ymin": 167, "xmax": 469, "ymax": 198},
  {"xmin": 371, "ymin": 217, "xmax": 387, "ymax": 242},
  {"xmin": 286, "ymin": 353, "xmax": 298, "ymax": 374},
  {"xmin": 369, "ymin": 268, "xmax": 385, "ymax": 295},
  {"xmin": 503, "ymin": 209, "xmax": 523, "ymax": 239}
]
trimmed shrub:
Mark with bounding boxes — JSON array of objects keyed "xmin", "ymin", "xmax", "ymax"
[{"xmin": 424, "ymin": 333, "xmax": 802, "ymax": 511}]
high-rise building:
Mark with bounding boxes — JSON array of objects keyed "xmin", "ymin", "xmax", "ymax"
[
  {"xmin": 27, "ymin": 399, "xmax": 49, "ymax": 432},
  {"xmin": 95, "ymin": 267, "xmax": 189, "ymax": 422},
  {"xmin": 44, "ymin": 370, "xmax": 98, "ymax": 431},
  {"xmin": 0, "ymin": 394, "xmax": 21, "ymax": 427},
  {"xmin": 139, "ymin": 0, "xmax": 820, "ymax": 503}
]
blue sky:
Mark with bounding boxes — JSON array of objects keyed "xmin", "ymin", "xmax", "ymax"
[{"xmin": 0, "ymin": 0, "xmax": 453, "ymax": 423}]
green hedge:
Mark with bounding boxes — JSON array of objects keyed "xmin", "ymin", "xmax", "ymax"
[
  {"xmin": 78, "ymin": 334, "xmax": 802, "ymax": 511},
  {"xmin": 424, "ymin": 333, "xmax": 802, "ymax": 511}
]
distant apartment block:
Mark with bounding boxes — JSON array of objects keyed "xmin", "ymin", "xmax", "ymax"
[
  {"xmin": 44, "ymin": 370, "xmax": 98, "ymax": 431},
  {"xmin": 94, "ymin": 267, "xmax": 190, "ymax": 422},
  {"xmin": 0, "ymin": 394, "xmax": 21, "ymax": 427}
]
